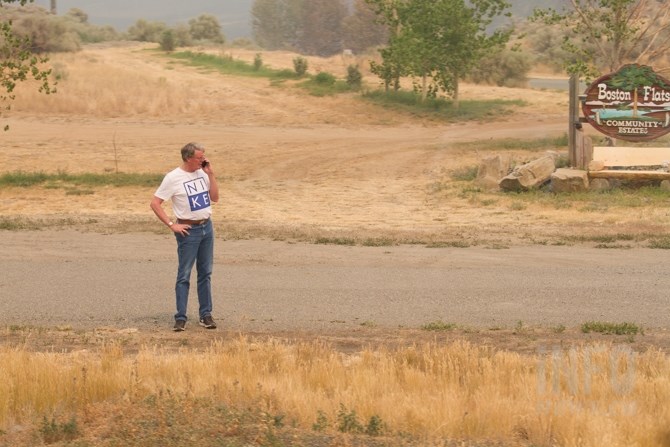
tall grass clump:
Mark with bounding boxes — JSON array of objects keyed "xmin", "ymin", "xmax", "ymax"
[{"xmin": 1, "ymin": 338, "xmax": 669, "ymax": 446}]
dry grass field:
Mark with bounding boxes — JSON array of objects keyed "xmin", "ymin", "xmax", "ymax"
[{"xmin": 2, "ymin": 42, "xmax": 670, "ymax": 446}]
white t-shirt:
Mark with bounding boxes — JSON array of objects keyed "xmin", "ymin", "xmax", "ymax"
[{"xmin": 154, "ymin": 167, "xmax": 212, "ymax": 220}]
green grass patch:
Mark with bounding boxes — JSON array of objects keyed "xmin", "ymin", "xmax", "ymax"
[
  {"xmin": 361, "ymin": 238, "xmax": 394, "ymax": 247},
  {"xmin": 649, "ymin": 236, "xmax": 670, "ymax": 249},
  {"xmin": 0, "ymin": 171, "xmax": 164, "ymax": 188},
  {"xmin": 456, "ymin": 134, "xmax": 569, "ymax": 152},
  {"xmin": 421, "ymin": 320, "xmax": 457, "ymax": 331},
  {"xmin": 425, "ymin": 240, "xmax": 472, "ymax": 248},
  {"xmin": 506, "ymin": 185, "xmax": 670, "ymax": 208},
  {"xmin": 166, "ymin": 50, "xmax": 300, "ymax": 80},
  {"xmin": 0, "ymin": 217, "xmax": 96, "ymax": 231},
  {"xmin": 362, "ymin": 90, "xmax": 526, "ymax": 121},
  {"xmin": 581, "ymin": 321, "xmax": 641, "ymax": 336},
  {"xmin": 450, "ymin": 165, "xmax": 479, "ymax": 181},
  {"xmin": 314, "ymin": 237, "xmax": 356, "ymax": 246}
]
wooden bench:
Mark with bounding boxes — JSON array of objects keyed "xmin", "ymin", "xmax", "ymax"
[{"xmin": 588, "ymin": 146, "xmax": 670, "ymax": 180}]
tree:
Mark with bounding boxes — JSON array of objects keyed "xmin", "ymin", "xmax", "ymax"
[
  {"xmin": 298, "ymin": 0, "xmax": 347, "ymax": 56},
  {"xmin": 65, "ymin": 7, "xmax": 87, "ymax": 24},
  {"xmin": 188, "ymin": 14, "xmax": 224, "ymax": 44},
  {"xmin": 160, "ymin": 29, "xmax": 176, "ymax": 52},
  {"xmin": 252, "ymin": 0, "xmax": 284, "ymax": 49},
  {"xmin": 0, "ymin": 0, "xmax": 55, "ymax": 130},
  {"xmin": 341, "ymin": 0, "xmax": 389, "ymax": 54},
  {"xmin": 366, "ymin": 0, "xmax": 512, "ymax": 106},
  {"xmin": 126, "ymin": 19, "xmax": 167, "ymax": 42},
  {"xmin": 251, "ymin": 0, "xmax": 304, "ymax": 51},
  {"xmin": 532, "ymin": 0, "xmax": 670, "ymax": 78}
]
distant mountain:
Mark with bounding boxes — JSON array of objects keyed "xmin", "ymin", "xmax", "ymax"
[{"xmin": 31, "ymin": 0, "xmax": 567, "ymax": 40}]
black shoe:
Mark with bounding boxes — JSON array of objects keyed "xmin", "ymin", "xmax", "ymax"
[
  {"xmin": 199, "ymin": 315, "xmax": 217, "ymax": 329},
  {"xmin": 173, "ymin": 320, "xmax": 186, "ymax": 332}
]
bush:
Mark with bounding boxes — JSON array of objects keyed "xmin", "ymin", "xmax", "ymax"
[
  {"xmin": 160, "ymin": 30, "xmax": 176, "ymax": 52},
  {"xmin": 469, "ymin": 48, "xmax": 532, "ymax": 88},
  {"xmin": 293, "ymin": 56, "xmax": 308, "ymax": 76},
  {"xmin": 0, "ymin": 6, "xmax": 80, "ymax": 52},
  {"xmin": 188, "ymin": 14, "xmax": 225, "ymax": 44},
  {"xmin": 253, "ymin": 53, "xmax": 263, "ymax": 71},
  {"xmin": 127, "ymin": 19, "xmax": 167, "ymax": 43},
  {"xmin": 314, "ymin": 71, "xmax": 336, "ymax": 85},
  {"xmin": 346, "ymin": 65, "xmax": 362, "ymax": 88}
]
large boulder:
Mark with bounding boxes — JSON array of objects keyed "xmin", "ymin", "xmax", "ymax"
[
  {"xmin": 499, "ymin": 155, "xmax": 557, "ymax": 192},
  {"xmin": 474, "ymin": 154, "xmax": 511, "ymax": 191},
  {"xmin": 551, "ymin": 168, "xmax": 589, "ymax": 192}
]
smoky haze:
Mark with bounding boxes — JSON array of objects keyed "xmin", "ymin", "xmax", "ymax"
[
  {"xmin": 30, "ymin": 0, "xmax": 563, "ymax": 42},
  {"xmin": 32, "ymin": 0, "xmax": 254, "ymax": 38}
]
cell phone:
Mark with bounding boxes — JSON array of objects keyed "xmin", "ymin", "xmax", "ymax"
[{"xmin": 201, "ymin": 160, "xmax": 209, "ymax": 168}]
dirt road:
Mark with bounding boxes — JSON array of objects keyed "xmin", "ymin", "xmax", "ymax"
[{"xmin": 2, "ymin": 230, "xmax": 669, "ymax": 332}]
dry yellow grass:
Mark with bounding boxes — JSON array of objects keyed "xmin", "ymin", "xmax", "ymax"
[{"xmin": 1, "ymin": 338, "xmax": 669, "ymax": 446}]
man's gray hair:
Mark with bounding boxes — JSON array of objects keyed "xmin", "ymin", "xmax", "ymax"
[{"xmin": 181, "ymin": 142, "xmax": 206, "ymax": 161}]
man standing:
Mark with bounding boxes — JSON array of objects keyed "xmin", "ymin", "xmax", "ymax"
[{"xmin": 150, "ymin": 142, "xmax": 219, "ymax": 331}]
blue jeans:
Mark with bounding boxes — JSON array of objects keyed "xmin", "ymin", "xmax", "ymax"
[{"xmin": 174, "ymin": 219, "xmax": 214, "ymax": 322}]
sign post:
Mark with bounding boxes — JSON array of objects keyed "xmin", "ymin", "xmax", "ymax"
[{"xmin": 568, "ymin": 74, "xmax": 581, "ymax": 167}]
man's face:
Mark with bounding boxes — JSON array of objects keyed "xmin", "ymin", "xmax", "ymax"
[{"xmin": 187, "ymin": 149, "xmax": 206, "ymax": 170}]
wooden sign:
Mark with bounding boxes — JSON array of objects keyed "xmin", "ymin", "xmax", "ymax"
[{"xmin": 582, "ymin": 64, "xmax": 670, "ymax": 142}]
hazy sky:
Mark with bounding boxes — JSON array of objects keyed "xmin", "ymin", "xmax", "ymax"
[{"xmin": 32, "ymin": 0, "xmax": 253, "ymax": 38}]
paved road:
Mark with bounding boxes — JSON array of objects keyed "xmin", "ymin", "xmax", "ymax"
[{"xmin": 1, "ymin": 231, "xmax": 669, "ymax": 331}]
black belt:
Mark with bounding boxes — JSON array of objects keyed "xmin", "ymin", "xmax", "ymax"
[{"xmin": 177, "ymin": 218, "xmax": 210, "ymax": 225}]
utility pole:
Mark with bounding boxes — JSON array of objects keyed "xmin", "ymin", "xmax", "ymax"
[{"xmin": 50, "ymin": 0, "xmax": 56, "ymax": 14}]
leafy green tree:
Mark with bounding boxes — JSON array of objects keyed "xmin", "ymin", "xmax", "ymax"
[
  {"xmin": 160, "ymin": 29, "xmax": 176, "ymax": 52},
  {"xmin": 0, "ymin": 0, "xmax": 55, "ymax": 130},
  {"xmin": 532, "ymin": 0, "xmax": 670, "ymax": 78},
  {"xmin": 170, "ymin": 24, "xmax": 193, "ymax": 47},
  {"xmin": 367, "ymin": 0, "xmax": 512, "ymax": 106},
  {"xmin": 126, "ymin": 19, "xmax": 167, "ymax": 42},
  {"xmin": 188, "ymin": 14, "xmax": 224, "ymax": 44}
]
